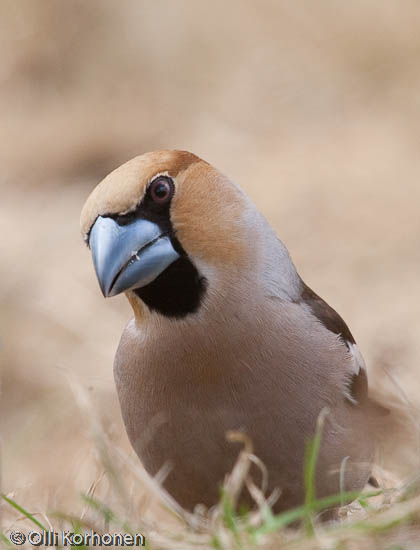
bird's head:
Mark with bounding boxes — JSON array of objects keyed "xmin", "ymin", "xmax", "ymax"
[{"xmin": 80, "ymin": 150, "xmax": 269, "ymax": 319}]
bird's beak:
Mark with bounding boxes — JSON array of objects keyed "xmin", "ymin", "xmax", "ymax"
[{"xmin": 89, "ymin": 216, "xmax": 180, "ymax": 297}]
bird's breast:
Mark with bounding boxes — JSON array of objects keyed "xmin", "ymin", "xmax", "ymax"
[{"xmin": 112, "ymin": 306, "xmax": 374, "ymax": 511}]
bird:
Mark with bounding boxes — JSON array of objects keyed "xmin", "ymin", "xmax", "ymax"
[{"xmin": 80, "ymin": 150, "xmax": 385, "ymax": 514}]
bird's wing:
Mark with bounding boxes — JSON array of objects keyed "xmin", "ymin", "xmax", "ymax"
[
  {"xmin": 299, "ymin": 282, "xmax": 368, "ymax": 405},
  {"xmin": 299, "ymin": 281, "xmax": 389, "ymax": 415}
]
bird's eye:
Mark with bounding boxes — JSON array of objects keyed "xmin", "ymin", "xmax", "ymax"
[{"xmin": 150, "ymin": 177, "xmax": 174, "ymax": 204}]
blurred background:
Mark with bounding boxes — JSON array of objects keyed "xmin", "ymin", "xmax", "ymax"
[{"xmin": 1, "ymin": 0, "xmax": 420, "ymax": 519}]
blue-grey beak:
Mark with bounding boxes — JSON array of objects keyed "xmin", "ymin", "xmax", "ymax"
[{"xmin": 89, "ymin": 216, "xmax": 180, "ymax": 297}]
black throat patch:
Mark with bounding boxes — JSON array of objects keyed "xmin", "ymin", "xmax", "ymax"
[{"xmin": 134, "ymin": 253, "xmax": 207, "ymax": 317}]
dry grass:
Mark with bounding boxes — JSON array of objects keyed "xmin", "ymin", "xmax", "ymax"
[
  {"xmin": 1, "ymin": 1, "xmax": 420, "ymax": 548},
  {"xmin": 1, "ymin": 389, "xmax": 418, "ymax": 549}
]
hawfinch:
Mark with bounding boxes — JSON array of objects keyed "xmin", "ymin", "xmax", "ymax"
[{"xmin": 81, "ymin": 150, "xmax": 383, "ymax": 513}]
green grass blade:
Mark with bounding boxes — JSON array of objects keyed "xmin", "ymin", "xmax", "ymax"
[
  {"xmin": 303, "ymin": 408, "xmax": 328, "ymax": 533},
  {"xmin": 69, "ymin": 518, "xmax": 89, "ymax": 550},
  {"xmin": 0, "ymin": 532, "xmax": 13, "ymax": 546},
  {"xmin": 255, "ymin": 489, "xmax": 382, "ymax": 537},
  {"xmin": 211, "ymin": 534, "xmax": 223, "ymax": 549},
  {"xmin": 80, "ymin": 493, "xmax": 115, "ymax": 525},
  {"xmin": 1, "ymin": 494, "xmax": 47, "ymax": 532},
  {"xmin": 220, "ymin": 488, "xmax": 243, "ymax": 549}
]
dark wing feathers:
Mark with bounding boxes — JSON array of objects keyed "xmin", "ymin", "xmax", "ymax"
[
  {"xmin": 299, "ymin": 282, "xmax": 389, "ymax": 416},
  {"xmin": 298, "ymin": 282, "xmax": 367, "ymax": 404},
  {"xmin": 300, "ymin": 282, "xmax": 355, "ymax": 348}
]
